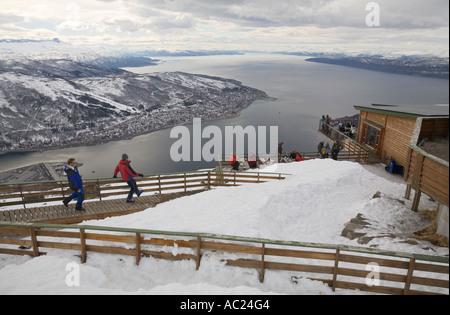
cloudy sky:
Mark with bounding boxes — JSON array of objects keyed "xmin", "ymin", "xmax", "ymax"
[{"xmin": 0, "ymin": 0, "xmax": 448, "ymax": 55}]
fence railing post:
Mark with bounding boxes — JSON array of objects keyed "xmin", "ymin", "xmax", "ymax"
[
  {"xmin": 404, "ymin": 258, "xmax": 416, "ymax": 295},
  {"xmin": 136, "ymin": 233, "xmax": 142, "ymax": 266},
  {"xmin": 96, "ymin": 179, "xmax": 102, "ymax": 201},
  {"xmin": 19, "ymin": 184, "xmax": 26, "ymax": 209},
  {"xmin": 332, "ymin": 249, "xmax": 340, "ymax": 292},
  {"xmin": 196, "ymin": 236, "xmax": 202, "ymax": 270},
  {"xmin": 29, "ymin": 228, "xmax": 39, "ymax": 257},
  {"xmin": 158, "ymin": 175, "xmax": 162, "ymax": 194},
  {"xmin": 259, "ymin": 243, "xmax": 266, "ymax": 283},
  {"xmin": 80, "ymin": 229, "xmax": 87, "ymax": 263}
]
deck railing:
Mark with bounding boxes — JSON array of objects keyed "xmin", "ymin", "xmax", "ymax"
[
  {"xmin": 404, "ymin": 117, "xmax": 449, "ymax": 211},
  {"xmin": 0, "ymin": 221, "xmax": 448, "ymax": 295},
  {"xmin": 318, "ymin": 121, "xmax": 373, "ymax": 163},
  {"xmin": 0, "ymin": 170, "xmax": 286, "ymax": 210}
]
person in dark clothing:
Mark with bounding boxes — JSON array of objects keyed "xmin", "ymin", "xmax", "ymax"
[
  {"xmin": 113, "ymin": 154, "xmax": 144, "ymax": 203},
  {"xmin": 63, "ymin": 158, "xmax": 85, "ymax": 211},
  {"xmin": 331, "ymin": 140, "xmax": 343, "ymax": 160},
  {"xmin": 320, "ymin": 142, "xmax": 330, "ymax": 159},
  {"xmin": 230, "ymin": 153, "xmax": 240, "ymax": 171},
  {"xmin": 318, "ymin": 141, "xmax": 324, "ymax": 157},
  {"xmin": 278, "ymin": 142, "xmax": 284, "ymax": 155},
  {"xmin": 248, "ymin": 152, "xmax": 258, "ymax": 169}
]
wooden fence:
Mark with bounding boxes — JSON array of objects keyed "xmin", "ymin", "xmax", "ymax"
[
  {"xmin": 404, "ymin": 117, "xmax": 449, "ymax": 211},
  {"xmin": 0, "ymin": 170, "xmax": 286, "ymax": 210},
  {"xmin": 318, "ymin": 121, "xmax": 375, "ymax": 163},
  {"xmin": 0, "ymin": 222, "xmax": 448, "ymax": 295}
]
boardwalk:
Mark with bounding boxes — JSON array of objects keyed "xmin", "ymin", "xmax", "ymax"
[
  {"xmin": 0, "ymin": 171, "xmax": 286, "ymax": 225},
  {"xmin": 0, "ymin": 191, "xmax": 201, "ymax": 224}
]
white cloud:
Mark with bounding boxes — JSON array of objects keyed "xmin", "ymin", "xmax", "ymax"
[{"xmin": 0, "ymin": 0, "xmax": 448, "ymax": 55}]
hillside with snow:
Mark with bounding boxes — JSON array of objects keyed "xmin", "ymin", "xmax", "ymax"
[
  {"xmin": 0, "ymin": 159, "xmax": 447, "ymax": 295},
  {"xmin": 0, "ymin": 58, "xmax": 266, "ymax": 152}
]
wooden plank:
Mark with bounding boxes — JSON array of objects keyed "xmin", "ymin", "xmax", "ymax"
[
  {"xmin": 201, "ymin": 241, "xmax": 262, "ymax": 255},
  {"xmin": 335, "ymin": 281, "xmax": 404, "ymax": 295},
  {"xmin": 0, "ymin": 226, "xmax": 31, "ymax": 236},
  {"xmin": 0, "ymin": 237, "xmax": 33, "ymax": 246},
  {"xmin": 411, "ymin": 276, "xmax": 449, "ymax": 289},
  {"xmin": 142, "ymin": 237, "xmax": 197, "ymax": 248},
  {"xmin": 338, "ymin": 253, "xmax": 410, "ymax": 269},
  {"xmin": 37, "ymin": 240, "xmax": 82, "ymax": 251},
  {"xmin": 265, "ymin": 247, "xmax": 335, "ymax": 261},
  {"xmin": 226, "ymin": 258, "xmax": 334, "ymax": 275},
  {"xmin": 337, "ymin": 267, "xmax": 407, "ymax": 283},
  {"xmin": 86, "ymin": 244, "xmax": 135, "ymax": 256},
  {"xmin": 141, "ymin": 250, "xmax": 196, "ymax": 262},
  {"xmin": 0, "ymin": 248, "xmax": 37, "ymax": 256},
  {"xmin": 414, "ymin": 262, "xmax": 449, "ymax": 274}
]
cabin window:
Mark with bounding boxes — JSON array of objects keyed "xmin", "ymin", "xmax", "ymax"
[{"xmin": 361, "ymin": 119, "xmax": 383, "ymax": 150}]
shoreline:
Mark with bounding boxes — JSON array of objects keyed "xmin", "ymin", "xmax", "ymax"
[{"xmin": 0, "ymin": 95, "xmax": 275, "ymax": 161}]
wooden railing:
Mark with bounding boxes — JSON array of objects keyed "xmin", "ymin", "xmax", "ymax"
[
  {"xmin": 318, "ymin": 121, "xmax": 374, "ymax": 163},
  {"xmin": 0, "ymin": 222, "xmax": 448, "ymax": 295},
  {"xmin": 404, "ymin": 118, "xmax": 449, "ymax": 211},
  {"xmin": 0, "ymin": 171, "xmax": 286, "ymax": 210}
]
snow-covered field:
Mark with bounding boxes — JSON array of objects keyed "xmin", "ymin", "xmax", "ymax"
[{"xmin": 0, "ymin": 159, "xmax": 448, "ymax": 295}]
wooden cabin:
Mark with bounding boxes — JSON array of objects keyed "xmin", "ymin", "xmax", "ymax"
[
  {"xmin": 354, "ymin": 104, "xmax": 448, "ymax": 167},
  {"xmin": 354, "ymin": 104, "xmax": 449, "ymax": 237}
]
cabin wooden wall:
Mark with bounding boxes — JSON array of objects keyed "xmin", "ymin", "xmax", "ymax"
[
  {"xmin": 406, "ymin": 150, "xmax": 449, "ymax": 208},
  {"xmin": 358, "ymin": 111, "xmax": 416, "ymax": 166}
]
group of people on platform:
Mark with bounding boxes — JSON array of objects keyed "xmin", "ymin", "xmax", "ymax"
[
  {"xmin": 278, "ymin": 142, "xmax": 305, "ymax": 163},
  {"xmin": 63, "ymin": 153, "xmax": 144, "ymax": 212},
  {"xmin": 321, "ymin": 115, "xmax": 357, "ymax": 139},
  {"xmin": 318, "ymin": 140, "xmax": 343, "ymax": 160},
  {"xmin": 229, "ymin": 152, "xmax": 259, "ymax": 171}
]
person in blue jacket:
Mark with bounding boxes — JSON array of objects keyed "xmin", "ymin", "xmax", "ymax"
[{"xmin": 63, "ymin": 158, "xmax": 85, "ymax": 211}]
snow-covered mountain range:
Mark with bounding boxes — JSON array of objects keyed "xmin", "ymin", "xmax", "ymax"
[{"xmin": 0, "ymin": 55, "xmax": 267, "ymax": 152}]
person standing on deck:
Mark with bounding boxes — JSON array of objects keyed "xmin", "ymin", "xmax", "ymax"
[
  {"xmin": 113, "ymin": 154, "xmax": 144, "ymax": 203},
  {"xmin": 63, "ymin": 158, "xmax": 85, "ymax": 211}
]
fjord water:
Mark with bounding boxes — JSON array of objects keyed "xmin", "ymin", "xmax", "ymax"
[{"xmin": 0, "ymin": 54, "xmax": 448, "ymax": 179}]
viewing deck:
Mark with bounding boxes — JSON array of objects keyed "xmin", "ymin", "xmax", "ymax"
[{"xmin": 318, "ymin": 121, "xmax": 380, "ymax": 164}]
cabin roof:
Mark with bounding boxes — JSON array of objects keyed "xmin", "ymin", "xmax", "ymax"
[{"xmin": 354, "ymin": 104, "xmax": 449, "ymax": 119}]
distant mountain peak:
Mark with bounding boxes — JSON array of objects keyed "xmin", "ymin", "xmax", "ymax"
[{"xmin": 0, "ymin": 38, "xmax": 61, "ymax": 44}]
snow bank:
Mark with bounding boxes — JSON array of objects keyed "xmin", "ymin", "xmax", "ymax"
[
  {"xmin": 85, "ymin": 160, "xmax": 416, "ymax": 247},
  {"xmin": 1, "ymin": 159, "xmax": 447, "ymax": 295}
]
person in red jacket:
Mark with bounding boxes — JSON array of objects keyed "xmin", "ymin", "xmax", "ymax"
[
  {"xmin": 230, "ymin": 153, "xmax": 240, "ymax": 171},
  {"xmin": 113, "ymin": 153, "xmax": 144, "ymax": 203}
]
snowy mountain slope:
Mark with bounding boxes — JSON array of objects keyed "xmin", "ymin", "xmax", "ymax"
[
  {"xmin": 0, "ymin": 59, "xmax": 267, "ymax": 151},
  {"xmin": 0, "ymin": 39, "xmax": 158, "ymax": 68}
]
